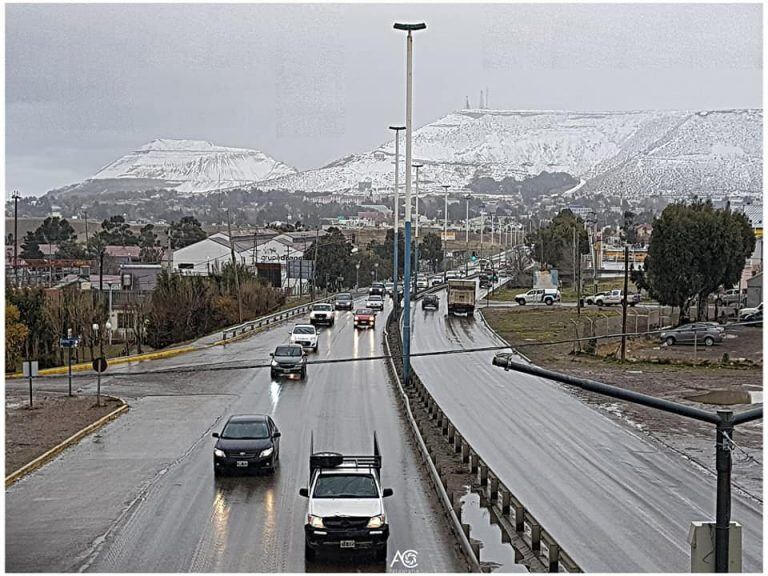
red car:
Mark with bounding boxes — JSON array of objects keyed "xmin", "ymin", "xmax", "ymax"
[{"xmin": 354, "ymin": 308, "xmax": 376, "ymax": 329}]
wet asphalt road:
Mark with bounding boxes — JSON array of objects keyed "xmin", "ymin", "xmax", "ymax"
[
  {"xmin": 5, "ymin": 297, "xmax": 465, "ymax": 572},
  {"xmin": 408, "ymin": 289, "xmax": 763, "ymax": 572}
]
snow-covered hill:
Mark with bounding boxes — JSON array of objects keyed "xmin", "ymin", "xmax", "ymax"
[
  {"xmin": 260, "ymin": 109, "xmax": 762, "ymax": 198},
  {"xmin": 57, "ymin": 139, "xmax": 297, "ymax": 196}
]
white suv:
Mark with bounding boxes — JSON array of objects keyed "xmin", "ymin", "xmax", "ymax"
[
  {"xmin": 309, "ymin": 303, "xmax": 335, "ymax": 327},
  {"xmin": 514, "ymin": 288, "xmax": 561, "ymax": 306},
  {"xmin": 290, "ymin": 324, "xmax": 319, "ymax": 352},
  {"xmin": 366, "ymin": 294, "xmax": 384, "ymax": 310}
]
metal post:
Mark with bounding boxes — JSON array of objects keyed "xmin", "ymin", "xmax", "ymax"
[
  {"xmin": 621, "ymin": 245, "xmax": 629, "ymax": 361},
  {"xmin": 389, "ymin": 125, "xmax": 405, "ymax": 293},
  {"xmin": 715, "ymin": 411, "xmax": 734, "ymax": 573},
  {"xmin": 442, "ymin": 184, "xmax": 449, "ymax": 282},
  {"xmin": 413, "ymin": 163, "xmax": 422, "ymax": 292},
  {"xmin": 394, "ymin": 21, "xmax": 426, "ymax": 387},
  {"xmin": 12, "ymin": 190, "xmax": 20, "ymax": 287},
  {"xmin": 68, "ymin": 345, "xmax": 73, "ymax": 397}
]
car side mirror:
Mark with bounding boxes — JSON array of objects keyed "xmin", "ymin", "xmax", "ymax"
[
  {"xmin": 299, "ymin": 488, "xmax": 309, "ymax": 497},
  {"xmin": 212, "ymin": 432, "xmax": 219, "ymax": 438},
  {"xmin": 382, "ymin": 488, "xmax": 394, "ymax": 497},
  {"xmin": 269, "ymin": 352, "xmax": 274, "ymax": 357},
  {"xmin": 273, "ymin": 431, "xmax": 281, "ymax": 438}
]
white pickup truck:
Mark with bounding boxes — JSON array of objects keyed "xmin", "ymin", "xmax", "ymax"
[
  {"xmin": 514, "ymin": 288, "xmax": 561, "ymax": 306},
  {"xmin": 595, "ymin": 289, "xmax": 640, "ymax": 307}
]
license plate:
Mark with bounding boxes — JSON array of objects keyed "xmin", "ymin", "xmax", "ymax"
[
  {"xmin": 340, "ymin": 540, "xmax": 356, "ymax": 549},
  {"xmin": 236, "ymin": 461, "xmax": 248, "ymax": 467}
]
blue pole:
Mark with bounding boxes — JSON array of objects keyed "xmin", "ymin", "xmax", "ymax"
[
  {"xmin": 402, "ymin": 220, "xmax": 412, "ymax": 385},
  {"xmin": 393, "ymin": 229, "xmax": 399, "ymax": 299}
]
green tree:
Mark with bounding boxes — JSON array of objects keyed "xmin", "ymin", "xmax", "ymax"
[
  {"xmin": 97, "ymin": 215, "xmax": 139, "ymax": 246},
  {"xmin": 306, "ymin": 227, "xmax": 353, "ymax": 289},
  {"xmin": 138, "ymin": 224, "xmax": 162, "ymax": 263},
  {"xmin": 20, "ymin": 217, "xmax": 78, "ymax": 259},
  {"xmin": 641, "ymin": 201, "xmax": 755, "ymax": 321},
  {"xmin": 420, "ymin": 232, "xmax": 443, "ymax": 273},
  {"xmin": 169, "ymin": 216, "xmax": 207, "ymax": 249},
  {"xmin": 527, "ymin": 210, "xmax": 589, "ymax": 277}
]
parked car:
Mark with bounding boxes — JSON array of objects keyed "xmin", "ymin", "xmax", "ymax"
[
  {"xmin": 213, "ymin": 414, "xmax": 281, "ymax": 476},
  {"xmin": 354, "ymin": 308, "xmax": 376, "ymax": 329},
  {"xmin": 743, "ymin": 310, "xmax": 762, "ymax": 327},
  {"xmin": 739, "ymin": 302, "xmax": 763, "ymax": 319},
  {"xmin": 309, "ymin": 303, "xmax": 335, "ymax": 326},
  {"xmin": 716, "ymin": 288, "xmax": 747, "ymax": 307},
  {"xmin": 595, "ymin": 289, "xmax": 640, "ymax": 307},
  {"xmin": 270, "ymin": 344, "xmax": 307, "ymax": 379},
  {"xmin": 366, "ymin": 294, "xmax": 384, "ymax": 310},
  {"xmin": 422, "ymin": 294, "xmax": 439, "ymax": 310},
  {"xmin": 660, "ymin": 323, "xmax": 724, "ymax": 346},
  {"xmin": 290, "ymin": 324, "xmax": 319, "ymax": 352},
  {"xmin": 334, "ymin": 293, "xmax": 354, "ymax": 311},
  {"xmin": 584, "ymin": 292, "xmax": 606, "ymax": 306},
  {"xmin": 514, "ymin": 288, "xmax": 561, "ymax": 306}
]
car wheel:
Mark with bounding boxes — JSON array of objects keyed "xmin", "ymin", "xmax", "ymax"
[
  {"xmin": 270, "ymin": 369, "xmax": 278, "ymax": 379},
  {"xmin": 545, "ymin": 298, "xmax": 553, "ymax": 306},
  {"xmin": 703, "ymin": 336, "xmax": 715, "ymax": 347},
  {"xmin": 214, "ymin": 466, "xmax": 222, "ymax": 478},
  {"xmin": 596, "ymin": 300, "xmax": 604, "ymax": 307},
  {"xmin": 516, "ymin": 299, "xmax": 525, "ymax": 305},
  {"xmin": 665, "ymin": 336, "xmax": 676, "ymax": 346},
  {"xmin": 374, "ymin": 544, "xmax": 387, "ymax": 562},
  {"xmin": 305, "ymin": 541, "xmax": 316, "ymax": 561},
  {"xmin": 301, "ymin": 368, "xmax": 307, "ymax": 379}
]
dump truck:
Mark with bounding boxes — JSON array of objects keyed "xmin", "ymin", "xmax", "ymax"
[{"xmin": 447, "ymin": 279, "xmax": 477, "ymax": 316}]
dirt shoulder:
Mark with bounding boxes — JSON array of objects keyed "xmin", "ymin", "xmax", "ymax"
[
  {"xmin": 5, "ymin": 394, "xmax": 122, "ymax": 474},
  {"xmin": 482, "ymin": 305, "xmax": 763, "ymax": 499}
]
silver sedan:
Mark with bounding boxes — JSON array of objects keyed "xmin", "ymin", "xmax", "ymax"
[{"xmin": 659, "ymin": 322, "xmax": 724, "ymax": 346}]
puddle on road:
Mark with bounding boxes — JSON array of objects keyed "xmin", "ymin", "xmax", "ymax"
[
  {"xmin": 685, "ymin": 389, "xmax": 763, "ymax": 405},
  {"xmin": 459, "ymin": 490, "xmax": 528, "ymax": 572}
]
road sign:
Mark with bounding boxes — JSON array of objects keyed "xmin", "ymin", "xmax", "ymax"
[
  {"xmin": 22, "ymin": 361, "xmax": 39, "ymax": 377},
  {"xmin": 59, "ymin": 337, "xmax": 80, "ymax": 348},
  {"xmin": 92, "ymin": 357, "xmax": 108, "ymax": 373}
]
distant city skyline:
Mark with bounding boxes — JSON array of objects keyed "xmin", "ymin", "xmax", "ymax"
[{"xmin": 6, "ymin": 2, "xmax": 762, "ymax": 196}]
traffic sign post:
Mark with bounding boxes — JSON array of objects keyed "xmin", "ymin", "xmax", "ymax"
[
  {"xmin": 23, "ymin": 360, "xmax": 38, "ymax": 408},
  {"xmin": 60, "ymin": 333, "xmax": 80, "ymax": 397},
  {"xmin": 92, "ymin": 357, "xmax": 108, "ymax": 407}
]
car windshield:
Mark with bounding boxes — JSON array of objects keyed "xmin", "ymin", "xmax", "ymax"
[
  {"xmin": 275, "ymin": 346, "xmax": 302, "ymax": 357},
  {"xmin": 313, "ymin": 474, "xmax": 378, "ymax": 498},
  {"xmin": 314, "ymin": 304, "xmax": 332, "ymax": 311},
  {"xmin": 337, "ymin": 294, "xmax": 352, "ymax": 301},
  {"xmin": 221, "ymin": 420, "xmax": 270, "ymax": 439},
  {"xmin": 294, "ymin": 326, "xmax": 316, "ymax": 335}
]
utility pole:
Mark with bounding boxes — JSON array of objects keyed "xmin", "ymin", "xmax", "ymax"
[
  {"xmin": 576, "ymin": 230, "xmax": 582, "ymax": 316},
  {"xmin": 312, "ymin": 226, "xmax": 320, "ymax": 298},
  {"xmin": 12, "ymin": 190, "xmax": 20, "ymax": 287},
  {"xmin": 389, "ymin": 125, "xmax": 405, "ymax": 293},
  {"xmin": 227, "ymin": 210, "xmax": 243, "ymax": 323},
  {"xmin": 413, "ymin": 163, "xmax": 423, "ymax": 292},
  {"xmin": 620, "ymin": 245, "xmax": 629, "ymax": 361},
  {"xmin": 394, "ymin": 20, "xmax": 426, "ymax": 387},
  {"xmin": 442, "ymin": 184, "xmax": 449, "ymax": 282},
  {"xmin": 464, "ymin": 193, "xmax": 471, "ymax": 276}
]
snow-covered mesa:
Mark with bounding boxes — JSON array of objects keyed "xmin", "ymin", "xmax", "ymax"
[
  {"xmin": 260, "ymin": 109, "xmax": 762, "ymax": 198},
  {"xmin": 90, "ymin": 139, "xmax": 296, "ymax": 194}
]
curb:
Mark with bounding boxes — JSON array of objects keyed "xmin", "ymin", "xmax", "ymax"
[
  {"xmin": 5, "ymin": 397, "xmax": 129, "ymax": 488},
  {"xmin": 6, "ymin": 346, "xmax": 197, "ymax": 379}
]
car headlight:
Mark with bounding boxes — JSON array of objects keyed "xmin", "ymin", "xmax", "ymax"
[
  {"xmin": 271, "ymin": 360, "xmax": 278, "ymax": 367},
  {"xmin": 260, "ymin": 447, "xmax": 274, "ymax": 458},
  {"xmin": 214, "ymin": 448, "xmax": 226, "ymax": 458},
  {"xmin": 308, "ymin": 515, "xmax": 324, "ymax": 529},
  {"xmin": 367, "ymin": 514, "xmax": 386, "ymax": 528}
]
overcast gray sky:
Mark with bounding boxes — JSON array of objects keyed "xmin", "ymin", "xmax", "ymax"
[{"xmin": 6, "ymin": 2, "xmax": 762, "ymax": 196}]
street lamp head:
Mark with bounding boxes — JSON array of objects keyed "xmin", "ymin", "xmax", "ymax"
[
  {"xmin": 105, "ymin": 321, "xmax": 112, "ymax": 331},
  {"xmin": 92, "ymin": 323, "xmax": 99, "ymax": 332},
  {"xmin": 394, "ymin": 22, "xmax": 427, "ymax": 31},
  {"xmin": 388, "ymin": 125, "xmax": 406, "ymax": 132},
  {"xmin": 412, "ymin": 162, "xmax": 423, "ymax": 169}
]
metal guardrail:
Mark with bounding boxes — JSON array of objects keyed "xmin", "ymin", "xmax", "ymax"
[
  {"xmin": 398, "ymin": 281, "xmax": 582, "ymax": 573},
  {"xmin": 221, "ymin": 290, "xmax": 365, "ymax": 341},
  {"xmin": 383, "ymin": 317, "xmax": 482, "ymax": 572}
]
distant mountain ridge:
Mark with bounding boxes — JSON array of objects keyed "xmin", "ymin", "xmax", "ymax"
[
  {"xmin": 52, "ymin": 139, "xmax": 297, "ymax": 196},
  {"xmin": 260, "ymin": 108, "xmax": 762, "ymax": 198}
]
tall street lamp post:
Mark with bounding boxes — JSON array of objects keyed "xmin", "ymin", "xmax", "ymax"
[
  {"xmin": 413, "ymin": 163, "xmax": 423, "ymax": 292},
  {"xmin": 441, "ymin": 184, "xmax": 450, "ymax": 282},
  {"xmin": 464, "ymin": 192, "xmax": 471, "ymax": 276},
  {"xmin": 355, "ymin": 262, "xmax": 360, "ymax": 289},
  {"xmin": 389, "ymin": 125, "xmax": 405, "ymax": 295},
  {"xmin": 12, "ymin": 190, "xmax": 20, "ymax": 287},
  {"xmin": 394, "ymin": 21, "xmax": 426, "ymax": 386}
]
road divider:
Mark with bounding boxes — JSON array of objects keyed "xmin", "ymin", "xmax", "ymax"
[{"xmin": 5, "ymin": 396, "xmax": 129, "ymax": 488}]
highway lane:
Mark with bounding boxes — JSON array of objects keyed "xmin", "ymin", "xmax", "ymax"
[
  {"xmin": 5, "ymin": 297, "xmax": 465, "ymax": 572},
  {"xmin": 408, "ymin": 289, "xmax": 763, "ymax": 572}
]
